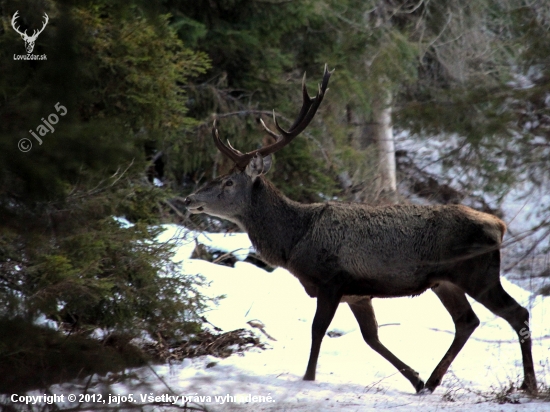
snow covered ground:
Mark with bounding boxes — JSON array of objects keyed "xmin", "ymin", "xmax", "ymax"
[{"xmin": 15, "ymin": 225, "xmax": 549, "ymax": 411}]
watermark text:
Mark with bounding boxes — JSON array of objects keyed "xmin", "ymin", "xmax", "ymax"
[{"xmin": 19, "ymin": 102, "xmax": 67, "ymax": 152}]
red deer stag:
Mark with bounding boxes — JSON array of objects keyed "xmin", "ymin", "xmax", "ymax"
[{"xmin": 184, "ymin": 66, "xmax": 537, "ymax": 394}]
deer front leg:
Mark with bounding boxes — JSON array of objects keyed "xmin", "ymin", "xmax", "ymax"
[{"xmin": 303, "ymin": 286, "xmax": 342, "ymax": 381}]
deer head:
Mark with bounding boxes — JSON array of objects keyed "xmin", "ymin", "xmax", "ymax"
[
  {"xmin": 12, "ymin": 11, "xmax": 49, "ymax": 54},
  {"xmin": 185, "ymin": 65, "xmax": 332, "ymax": 223}
]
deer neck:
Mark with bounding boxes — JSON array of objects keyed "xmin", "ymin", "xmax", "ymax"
[{"xmin": 236, "ymin": 178, "xmax": 315, "ymax": 267}]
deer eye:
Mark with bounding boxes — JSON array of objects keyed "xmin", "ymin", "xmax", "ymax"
[{"xmin": 225, "ymin": 180, "xmax": 233, "ymax": 187}]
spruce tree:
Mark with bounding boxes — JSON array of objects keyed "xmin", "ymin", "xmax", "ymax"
[{"xmin": 0, "ymin": 1, "xmax": 210, "ymax": 336}]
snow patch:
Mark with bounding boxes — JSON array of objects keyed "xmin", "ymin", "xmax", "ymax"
[{"xmin": 29, "ymin": 224, "xmax": 549, "ymax": 411}]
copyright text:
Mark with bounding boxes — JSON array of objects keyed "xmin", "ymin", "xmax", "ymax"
[{"xmin": 10, "ymin": 392, "xmax": 276, "ymax": 405}]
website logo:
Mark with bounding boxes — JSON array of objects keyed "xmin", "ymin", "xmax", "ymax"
[{"xmin": 11, "ymin": 10, "xmax": 48, "ymax": 60}]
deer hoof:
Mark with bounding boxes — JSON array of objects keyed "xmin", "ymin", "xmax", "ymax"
[
  {"xmin": 303, "ymin": 373, "xmax": 316, "ymax": 381},
  {"xmin": 414, "ymin": 380, "xmax": 426, "ymax": 393},
  {"xmin": 520, "ymin": 379, "xmax": 538, "ymax": 394},
  {"xmin": 416, "ymin": 388, "xmax": 433, "ymax": 396}
]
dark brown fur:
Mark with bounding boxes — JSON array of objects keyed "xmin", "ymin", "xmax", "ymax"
[{"xmin": 186, "ymin": 170, "xmax": 537, "ymax": 394}]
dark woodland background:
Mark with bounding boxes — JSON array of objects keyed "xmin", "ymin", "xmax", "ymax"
[{"xmin": 0, "ymin": 0, "xmax": 549, "ymax": 397}]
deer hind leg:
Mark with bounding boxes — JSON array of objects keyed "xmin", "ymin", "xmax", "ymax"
[
  {"xmin": 348, "ymin": 297, "xmax": 425, "ymax": 393},
  {"xmin": 455, "ymin": 250, "xmax": 538, "ymax": 393},
  {"xmin": 424, "ymin": 282, "xmax": 480, "ymax": 393},
  {"xmin": 460, "ymin": 279, "xmax": 537, "ymax": 392}
]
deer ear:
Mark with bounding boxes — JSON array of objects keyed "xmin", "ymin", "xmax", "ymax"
[
  {"xmin": 245, "ymin": 153, "xmax": 271, "ymax": 180},
  {"xmin": 245, "ymin": 153, "xmax": 264, "ymax": 180},
  {"xmin": 262, "ymin": 154, "xmax": 272, "ymax": 174}
]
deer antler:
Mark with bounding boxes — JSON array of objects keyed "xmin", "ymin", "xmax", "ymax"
[
  {"xmin": 11, "ymin": 11, "xmax": 26, "ymax": 38},
  {"xmin": 29, "ymin": 13, "xmax": 49, "ymax": 41},
  {"xmin": 212, "ymin": 64, "xmax": 333, "ymax": 170},
  {"xmin": 11, "ymin": 11, "xmax": 48, "ymax": 40}
]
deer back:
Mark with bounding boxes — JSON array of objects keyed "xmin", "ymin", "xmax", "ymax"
[{"xmin": 285, "ymin": 203, "xmax": 506, "ymax": 298}]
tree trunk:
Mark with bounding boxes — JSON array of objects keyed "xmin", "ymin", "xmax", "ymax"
[{"xmin": 372, "ymin": 88, "xmax": 397, "ymax": 204}]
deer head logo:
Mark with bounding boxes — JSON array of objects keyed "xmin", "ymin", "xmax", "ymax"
[{"xmin": 11, "ymin": 11, "xmax": 49, "ymax": 54}]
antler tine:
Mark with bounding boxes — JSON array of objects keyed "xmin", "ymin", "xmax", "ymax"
[
  {"xmin": 212, "ymin": 120, "xmax": 250, "ymax": 167},
  {"xmin": 287, "ymin": 71, "xmax": 315, "ymax": 131},
  {"xmin": 226, "ymin": 139, "xmax": 244, "ymax": 155},
  {"xmin": 260, "ymin": 117, "xmax": 281, "ymax": 140}
]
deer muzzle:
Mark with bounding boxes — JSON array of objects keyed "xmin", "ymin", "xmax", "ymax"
[{"xmin": 184, "ymin": 195, "xmax": 205, "ymax": 213}]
